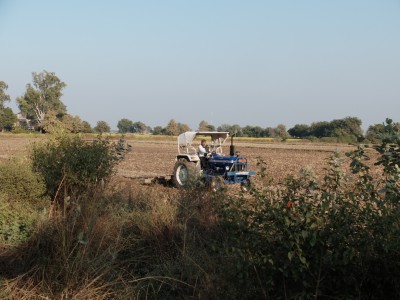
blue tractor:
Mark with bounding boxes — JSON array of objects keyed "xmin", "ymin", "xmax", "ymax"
[{"xmin": 172, "ymin": 131, "xmax": 255, "ymax": 191}]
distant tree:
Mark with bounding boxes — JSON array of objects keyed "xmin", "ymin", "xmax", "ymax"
[
  {"xmin": 42, "ymin": 110, "xmax": 63, "ymax": 133},
  {"xmin": 0, "ymin": 81, "xmax": 11, "ymax": 108},
  {"xmin": 152, "ymin": 126, "xmax": 164, "ymax": 135},
  {"xmin": 132, "ymin": 121, "xmax": 151, "ymax": 134},
  {"xmin": 207, "ymin": 124, "xmax": 216, "ymax": 131},
  {"xmin": 275, "ymin": 124, "xmax": 289, "ymax": 139},
  {"xmin": 287, "ymin": 124, "xmax": 309, "ymax": 138},
  {"xmin": 310, "ymin": 121, "xmax": 332, "ymax": 138},
  {"xmin": 250, "ymin": 126, "xmax": 264, "ymax": 137},
  {"xmin": 62, "ymin": 114, "xmax": 84, "ymax": 133},
  {"xmin": 217, "ymin": 124, "xmax": 232, "ymax": 132},
  {"xmin": 242, "ymin": 125, "xmax": 253, "ymax": 137},
  {"xmin": 266, "ymin": 127, "xmax": 275, "ymax": 137},
  {"xmin": 81, "ymin": 121, "xmax": 93, "ymax": 133},
  {"xmin": 16, "ymin": 71, "xmax": 67, "ymax": 130},
  {"xmin": 94, "ymin": 120, "xmax": 110, "ymax": 133},
  {"xmin": 242, "ymin": 125, "xmax": 266, "ymax": 137},
  {"xmin": 365, "ymin": 122, "xmax": 400, "ymax": 144},
  {"xmin": 178, "ymin": 123, "xmax": 191, "ymax": 134},
  {"xmin": 230, "ymin": 124, "xmax": 243, "ymax": 136},
  {"xmin": 217, "ymin": 124, "xmax": 243, "ymax": 136},
  {"xmin": 165, "ymin": 119, "xmax": 179, "ymax": 136},
  {"xmin": 0, "ymin": 107, "xmax": 17, "ymax": 131},
  {"xmin": 339, "ymin": 116, "xmax": 363, "ymax": 141},
  {"xmin": 117, "ymin": 118, "xmax": 134, "ymax": 133},
  {"xmin": 198, "ymin": 120, "xmax": 209, "ymax": 131}
]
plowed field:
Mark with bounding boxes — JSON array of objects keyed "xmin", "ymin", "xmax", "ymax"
[{"xmin": 0, "ymin": 135, "xmax": 381, "ymax": 192}]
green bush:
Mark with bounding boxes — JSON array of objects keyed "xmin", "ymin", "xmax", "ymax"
[
  {"xmin": 0, "ymin": 157, "xmax": 46, "ymax": 204},
  {"xmin": 0, "ymin": 193, "xmax": 45, "ymax": 246},
  {"xmin": 216, "ymin": 120, "xmax": 400, "ymax": 299},
  {"xmin": 31, "ymin": 133, "xmax": 128, "ymax": 212}
]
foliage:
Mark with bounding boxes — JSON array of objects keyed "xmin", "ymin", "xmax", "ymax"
[
  {"xmin": 0, "ymin": 81, "xmax": 11, "ymax": 108},
  {"xmin": 61, "ymin": 114, "xmax": 87, "ymax": 133},
  {"xmin": 152, "ymin": 125, "xmax": 165, "ymax": 135},
  {"xmin": 0, "ymin": 158, "xmax": 47, "ymax": 246},
  {"xmin": 3, "ymin": 119, "xmax": 400, "ymax": 299},
  {"xmin": 0, "ymin": 195, "xmax": 38, "ymax": 245},
  {"xmin": 0, "ymin": 107, "xmax": 17, "ymax": 131},
  {"xmin": 198, "ymin": 120, "xmax": 208, "ymax": 131},
  {"xmin": 165, "ymin": 119, "xmax": 179, "ymax": 135},
  {"xmin": 0, "ymin": 157, "xmax": 47, "ymax": 203},
  {"xmin": 288, "ymin": 116, "xmax": 363, "ymax": 142},
  {"xmin": 81, "ymin": 121, "xmax": 93, "ymax": 133},
  {"xmin": 16, "ymin": 70, "xmax": 67, "ymax": 130},
  {"xmin": 366, "ymin": 120, "xmax": 400, "ymax": 144},
  {"xmin": 30, "ymin": 133, "xmax": 128, "ymax": 212},
  {"xmin": 117, "ymin": 118, "xmax": 133, "ymax": 133},
  {"xmin": 178, "ymin": 122, "xmax": 191, "ymax": 133},
  {"xmin": 215, "ymin": 119, "xmax": 400, "ymax": 299},
  {"xmin": 132, "ymin": 121, "xmax": 152, "ymax": 134},
  {"xmin": 94, "ymin": 120, "xmax": 111, "ymax": 133}
]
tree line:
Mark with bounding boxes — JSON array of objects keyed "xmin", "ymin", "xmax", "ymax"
[{"xmin": 1, "ymin": 70, "xmax": 398, "ymax": 143}]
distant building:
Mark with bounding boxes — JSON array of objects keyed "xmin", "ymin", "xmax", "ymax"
[{"xmin": 16, "ymin": 113, "xmax": 34, "ymax": 130}]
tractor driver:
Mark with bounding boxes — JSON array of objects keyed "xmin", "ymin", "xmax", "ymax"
[
  {"xmin": 198, "ymin": 139, "xmax": 210, "ymax": 168},
  {"xmin": 198, "ymin": 139, "xmax": 208, "ymax": 157}
]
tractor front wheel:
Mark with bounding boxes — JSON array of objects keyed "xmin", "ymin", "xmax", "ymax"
[
  {"xmin": 172, "ymin": 159, "xmax": 200, "ymax": 188},
  {"xmin": 209, "ymin": 176, "xmax": 225, "ymax": 192},
  {"xmin": 240, "ymin": 178, "xmax": 252, "ymax": 192}
]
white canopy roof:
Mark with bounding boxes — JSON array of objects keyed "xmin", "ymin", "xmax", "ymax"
[{"xmin": 178, "ymin": 131, "xmax": 229, "ymax": 146}]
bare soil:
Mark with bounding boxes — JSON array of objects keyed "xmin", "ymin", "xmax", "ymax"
[{"xmin": 0, "ymin": 135, "xmax": 381, "ymax": 193}]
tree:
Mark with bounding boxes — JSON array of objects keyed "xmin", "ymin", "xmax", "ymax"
[
  {"xmin": 310, "ymin": 121, "xmax": 332, "ymax": 138},
  {"xmin": 81, "ymin": 121, "xmax": 93, "ymax": 133},
  {"xmin": 152, "ymin": 126, "xmax": 164, "ymax": 135},
  {"xmin": 16, "ymin": 71, "xmax": 67, "ymax": 130},
  {"xmin": 0, "ymin": 81, "xmax": 11, "ymax": 108},
  {"xmin": 178, "ymin": 123, "xmax": 191, "ymax": 134},
  {"xmin": 288, "ymin": 124, "xmax": 311, "ymax": 138},
  {"xmin": 0, "ymin": 107, "xmax": 17, "ymax": 131},
  {"xmin": 132, "ymin": 121, "xmax": 151, "ymax": 134},
  {"xmin": 198, "ymin": 120, "xmax": 209, "ymax": 131},
  {"xmin": 42, "ymin": 110, "xmax": 64, "ymax": 133},
  {"xmin": 230, "ymin": 124, "xmax": 243, "ymax": 137},
  {"xmin": 165, "ymin": 119, "xmax": 179, "ymax": 136},
  {"xmin": 275, "ymin": 124, "xmax": 289, "ymax": 139},
  {"xmin": 94, "ymin": 121, "xmax": 110, "ymax": 133},
  {"xmin": 207, "ymin": 124, "xmax": 216, "ymax": 131},
  {"xmin": 217, "ymin": 124, "xmax": 232, "ymax": 132},
  {"xmin": 117, "ymin": 118, "xmax": 133, "ymax": 133},
  {"xmin": 62, "ymin": 114, "xmax": 85, "ymax": 133}
]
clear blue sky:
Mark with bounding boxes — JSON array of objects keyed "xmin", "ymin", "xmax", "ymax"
[{"xmin": 1, "ymin": 1, "xmax": 399, "ymax": 131}]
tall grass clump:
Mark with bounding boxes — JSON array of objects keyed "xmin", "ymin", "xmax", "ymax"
[{"xmin": 111, "ymin": 184, "xmax": 228, "ymax": 299}]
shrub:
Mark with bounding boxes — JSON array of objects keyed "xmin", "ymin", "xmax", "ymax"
[
  {"xmin": 215, "ymin": 121, "xmax": 400, "ymax": 299},
  {"xmin": 0, "ymin": 158, "xmax": 47, "ymax": 246},
  {"xmin": 0, "ymin": 194, "xmax": 37, "ymax": 245},
  {"xmin": 0, "ymin": 157, "xmax": 46, "ymax": 204},
  {"xmin": 31, "ymin": 133, "xmax": 129, "ymax": 214}
]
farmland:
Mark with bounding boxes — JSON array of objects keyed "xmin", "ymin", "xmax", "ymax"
[
  {"xmin": 2, "ymin": 133, "xmax": 396, "ymax": 299},
  {"xmin": 0, "ymin": 134, "xmax": 378, "ymax": 187},
  {"xmin": 0, "ymin": 135, "xmax": 378, "ymax": 189}
]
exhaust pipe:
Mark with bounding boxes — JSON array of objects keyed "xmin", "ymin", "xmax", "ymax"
[{"xmin": 230, "ymin": 133, "xmax": 236, "ymax": 156}]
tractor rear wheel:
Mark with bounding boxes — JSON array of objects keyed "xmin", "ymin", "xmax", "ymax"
[{"xmin": 172, "ymin": 159, "xmax": 200, "ymax": 188}]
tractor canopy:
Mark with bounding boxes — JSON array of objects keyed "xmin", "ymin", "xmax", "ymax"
[{"xmin": 177, "ymin": 131, "xmax": 229, "ymax": 155}]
